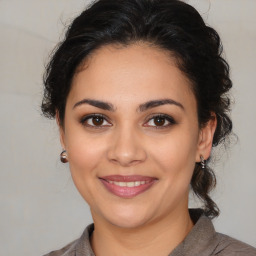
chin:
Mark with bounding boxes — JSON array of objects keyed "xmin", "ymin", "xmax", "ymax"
[
  {"xmin": 100, "ymin": 205, "xmax": 155, "ymax": 229},
  {"xmin": 109, "ymin": 216, "xmax": 149, "ymax": 229}
]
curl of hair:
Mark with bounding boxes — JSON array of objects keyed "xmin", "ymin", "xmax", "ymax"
[{"xmin": 42, "ymin": 0, "xmax": 233, "ymax": 218}]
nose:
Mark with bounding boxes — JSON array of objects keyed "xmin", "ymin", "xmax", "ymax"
[{"xmin": 107, "ymin": 126, "xmax": 147, "ymax": 167}]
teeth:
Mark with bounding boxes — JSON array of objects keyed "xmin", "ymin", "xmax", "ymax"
[
  {"xmin": 108, "ymin": 180, "xmax": 150, "ymax": 187},
  {"xmin": 134, "ymin": 181, "xmax": 140, "ymax": 186},
  {"xmin": 127, "ymin": 182, "xmax": 135, "ymax": 187},
  {"xmin": 118, "ymin": 182, "xmax": 126, "ymax": 187}
]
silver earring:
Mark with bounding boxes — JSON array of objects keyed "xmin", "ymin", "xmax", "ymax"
[
  {"xmin": 60, "ymin": 150, "xmax": 68, "ymax": 163},
  {"xmin": 200, "ymin": 155, "xmax": 206, "ymax": 169}
]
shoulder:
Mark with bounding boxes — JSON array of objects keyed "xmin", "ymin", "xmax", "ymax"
[
  {"xmin": 42, "ymin": 224, "xmax": 95, "ymax": 256},
  {"xmin": 173, "ymin": 209, "xmax": 256, "ymax": 256},
  {"xmin": 43, "ymin": 239, "xmax": 78, "ymax": 256},
  {"xmin": 213, "ymin": 233, "xmax": 256, "ymax": 256}
]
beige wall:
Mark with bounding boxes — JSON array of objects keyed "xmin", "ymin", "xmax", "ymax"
[{"xmin": 0, "ymin": 0, "xmax": 255, "ymax": 255}]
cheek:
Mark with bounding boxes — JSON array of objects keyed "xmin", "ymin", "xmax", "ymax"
[
  {"xmin": 148, "ymin": 127, "xmax": 198, "ymax": 181},
  {"xmin": 65, "ymin": 133, "xmax": 109, "ymax": 204},
  {"xmin": 65, "ymin": 129, "xmax": 107, "ymax": 175},
  {"xmin": 152, "ymin": 137, "xmax": 197, "ymax": 167}
]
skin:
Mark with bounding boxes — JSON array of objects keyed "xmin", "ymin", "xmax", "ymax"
[{"xmin": 58, "ymin": 43, "xmax": 217, "ymax": 256}]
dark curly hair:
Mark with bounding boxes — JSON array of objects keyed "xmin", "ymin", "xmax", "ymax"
[{"xmin": 42, "ymin": 0, "xmax": 232, "ymax": 218}]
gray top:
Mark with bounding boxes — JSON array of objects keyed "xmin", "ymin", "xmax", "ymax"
[{"xmin": 43, "ymin": 209, "xmax": 256, "ymax": 256}]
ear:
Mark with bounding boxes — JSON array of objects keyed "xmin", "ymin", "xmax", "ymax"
[
  {"xmin": 56, "ymin": 111, "xmax": 66, "ymax": 150},
  {"xmin": 196, "ymin": 113, "xmax": 217, "ymax": 162}
]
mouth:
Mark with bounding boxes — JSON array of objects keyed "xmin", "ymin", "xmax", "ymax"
[{"xmin": 99, "ymin": 175, "xmax": 157, "ymax": 198}]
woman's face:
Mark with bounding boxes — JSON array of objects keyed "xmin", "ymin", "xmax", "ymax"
[{"xmin": 60, "ymin": 43, "xmax": 215, "ymax": 228}]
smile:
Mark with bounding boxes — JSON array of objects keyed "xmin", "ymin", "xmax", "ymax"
[
  {"xmin": 99, "ymin": 175, "xmax": 157, "ymax": 198},
  {"xmin": 108, "ymin": 180, "xmax": 150, "ymax": 187}
]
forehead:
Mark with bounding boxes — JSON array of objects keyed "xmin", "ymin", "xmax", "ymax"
[{"xmin": 68, "ymin": 43, "xmax": 196, "ymax": 110}]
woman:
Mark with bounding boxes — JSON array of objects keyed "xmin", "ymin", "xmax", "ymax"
[{"xmin": 42, "ymin": 0, "xmax": 256, "ymax": 255}]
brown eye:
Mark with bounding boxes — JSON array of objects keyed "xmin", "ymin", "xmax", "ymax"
[
  {"xmin": 92, "ymin": 116, "xmax": 104, "ymax": 126},
  {"xmin": 81, "ymin": 114, "xmax": 111, "ymax": 128},
  {"xmin": 145, "ymin": 114, "xmax": 176, "ymax": 128},
  {"xmin": 153, "ymin": 116, "xmax": 166, "ymax": 126}
]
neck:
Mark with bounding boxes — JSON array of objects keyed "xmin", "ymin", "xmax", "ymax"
[{"xmin": 90, "ymin": 207, "xmax": 194, "ymax": 256}]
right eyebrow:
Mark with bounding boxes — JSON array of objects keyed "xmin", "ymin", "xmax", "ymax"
[
  {"xmin": 138, "ymin": 99, "xmax": 184, "ymax": 112},
  {"xmin": 73, "ymin": 98, "xmax": 115, "ymax": 112}
]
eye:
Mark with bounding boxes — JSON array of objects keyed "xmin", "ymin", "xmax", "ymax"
[
  {"xmin": 80, "ymin": 114, "xmax": 112, "ymax": 128},
  {"xmin": 144, "ymin": 114, "xmax": 176, "ymax": 128}
]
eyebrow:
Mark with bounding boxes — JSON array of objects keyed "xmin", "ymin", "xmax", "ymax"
[
  {"xmin": 73, "ymin": 98, "xmax": 184, "ymax": 112},
  {"xmin": 138, "ymin": 99, "xmax": 184, "ymax": 112},
  {"xmin": 73, "ymin": 99, "xmax": 115, "ymax": 111}
]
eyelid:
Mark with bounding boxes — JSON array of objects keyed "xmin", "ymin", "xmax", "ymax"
[
  {"xmin": 143, "ymin": 114, "xmax": 176, "ymax": 128},
  {"xmin": 79, "ymin": 113, "xmax": 176, "ymax": 129},
  {"xmin": 80, "ymin": 113, "xmax": 112, "ymax": 128}
]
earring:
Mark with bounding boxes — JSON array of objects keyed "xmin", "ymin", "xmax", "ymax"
[
  {"xmin": 60, "ymin": 150, "xmax": 68, "ymax": 163},
  {"xmin": 200, "ymin": 155, "xmax": 206, "ymax": 169}
]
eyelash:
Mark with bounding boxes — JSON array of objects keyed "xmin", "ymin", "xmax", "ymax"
[
  {"xmin": 144, "ymin": 114, "xmax": 176, "ymax": 129},
  {"xmin": 80, "ymin": 114, "xmax": 176, "ymax": 129},
  {"xmin": 80, "ymin": 114, "xmax": 111, "ymax": 129}
]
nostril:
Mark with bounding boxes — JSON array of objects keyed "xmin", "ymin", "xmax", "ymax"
[{"xmin": 106, "ymin": 133, "xmax": 147, "ymax": 165}]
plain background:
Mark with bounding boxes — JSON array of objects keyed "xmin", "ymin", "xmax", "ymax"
[{"xmin": 0, "ymin": 0, "xmax": 255, "ymax": 255}]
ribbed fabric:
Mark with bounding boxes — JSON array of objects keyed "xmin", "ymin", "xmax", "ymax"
[{"xmin": 43, "ymin": 209, "xmax": 256, "ymax": 256}]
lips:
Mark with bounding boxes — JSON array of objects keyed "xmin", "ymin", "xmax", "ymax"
[{"xmin": 99, "ymin": 175, "xmax": 157, "ymax": 198}]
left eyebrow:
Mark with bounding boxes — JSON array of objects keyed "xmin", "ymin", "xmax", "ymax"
[
  {"xmin": 73, "ymin": 98, "xmax": 115, "ymax": 111},
  {"xmin": 138, "ymin": 99, "xmax": 184, "ymax": 112}
]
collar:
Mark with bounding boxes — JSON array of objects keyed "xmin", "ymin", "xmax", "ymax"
[
  {"xmin": 170, "ymin": 208, "xmax": 219, "ymax": 256},
  {"xmin": 75, "ymin": 209, "xmax": 218, "ymax": 256}
]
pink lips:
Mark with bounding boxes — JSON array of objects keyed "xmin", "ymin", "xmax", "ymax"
[{"xmin": 99, "ymin": 175, "xmax": 157, "ymax": 198}]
